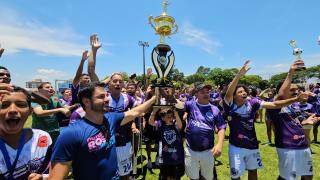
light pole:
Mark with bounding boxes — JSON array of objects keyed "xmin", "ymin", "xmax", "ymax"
[{"xmin": 138, "ymin": 41, "xmax": 149, "ymax": 87}]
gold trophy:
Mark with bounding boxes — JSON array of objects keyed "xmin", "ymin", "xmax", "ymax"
[
  {"xmin": 149, "ymin": 0, "xmax": 178, "ymax": 44},
  {"xmin": 149, "ymin": 0, "xmax": 177, "ymax": 107},
  {"xmin": 289, "ymin": 40, "xmax": 306, "ymax": 70}
]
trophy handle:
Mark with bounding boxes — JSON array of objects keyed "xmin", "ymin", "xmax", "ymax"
[
  {"xmin": 148, "ymin": 16, "xmax": 156, "ymax": 31},
  {"xmin": 171, "ymin": 24, "xmax": 179, "ymax": 35},
  {"xmin": 152, "ymin": 48, "xmax": 164, "ymax": 79},
  {"xmin": 163, "ymin": 51, "xmax": 175, "ymax": 78}
]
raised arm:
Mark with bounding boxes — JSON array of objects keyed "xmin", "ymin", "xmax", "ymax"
[
  {"xmin": 0, "ymin": 48, "xmax": 4, "ymax": 59},
  {"xmin": 225, "ymin": 60, "xmax": 250, "ymax": 104},
  {"xmin": 88, "ymin": 34, "xmax": 101, "ymax": 82},
  {"xmin": 262, "ymin": 91, "xmax": 314, "ymax": 109},
  {"xmin": 277, "ymin": 60, "xmax": 304, "ymax": 100},
  {"xmin": 148, "ymin": 108, "xmax": 158, "ymax": 126},
  {"xmin": 72, "ymin": 50, "xmax": 89, "ymax": 86},
  {"xmin": 174, "ymin": 108, "xmax": 183, "ymax": 130}
]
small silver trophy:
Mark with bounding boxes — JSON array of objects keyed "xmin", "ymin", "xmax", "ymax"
[{"xmin": 289, "ymin": 40, "xmax": 306, "ymax": 70}]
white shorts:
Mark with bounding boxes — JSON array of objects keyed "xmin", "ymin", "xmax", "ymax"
[
  {"xmin": 277, "ymin": 148, "xmax": 313, "ymax": 179},
  {"xmin": 184, "ymin": 147, "xmax": 214, "ymax": 180},
  {"xmin": 229, "ymin": 144, "xmax": 263, "ymax": 178},
  {"xmin": 116, "ymin": 142, "xmax": 132, "ymax": 176}
]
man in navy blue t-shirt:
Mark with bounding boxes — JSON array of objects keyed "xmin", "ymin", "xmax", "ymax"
[{"xmin": 49, "ymin": 82, "xmax": 157, "ymax": 180}]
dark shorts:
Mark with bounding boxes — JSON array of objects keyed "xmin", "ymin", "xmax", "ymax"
[{"xmin": 160, "ymin": 163, "xmax": 185, "ymax": 179}]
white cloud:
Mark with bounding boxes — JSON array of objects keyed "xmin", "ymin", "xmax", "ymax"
[
  {"xmin": 178, "ymin": 22, "xmax": 222, "ymax": 54},
  {"xmin": 37, "ymin": 68, "xmax": 68, "ymax": 78},
  {"xmin": 0, "ymin": 7, "xmax": 110, "ymax": 57},
  {"xmin": 31, "ymin": 68, "xmax": 70, "ymax": 84}
]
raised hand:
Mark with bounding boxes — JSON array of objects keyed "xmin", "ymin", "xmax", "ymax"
[
  {"xmin": 81, "ymin": 50, "xmax": 89, "ymax": 61},
  {"xmin": 147, "ymin": 68, "xmax": 153, "ymax": 78},
  {"xmin": 90, "ymin": 34, "xmax": 102, "ymax": 51},
  {"xmin": 290, "ymin": 60, "xmax": 305, "ymax": 72},
  {"xmin": 238, "ymin": 60, "xmax": 251, "ymax": 76},
  {"xmin": 297, "ymin": 91, "xmax": 315, "ymax": 102},
  {"xmin": 301, "ymin": 114, "xmax": 320, "ymax": 126},
  {"xmin": 0, "ymin": 48, "xmax": 4, "ymax": 58}
]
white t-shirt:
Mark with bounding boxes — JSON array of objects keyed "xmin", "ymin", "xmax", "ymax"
[{"xmin": 0, "ymin": 129, "xmax": 52, "ymax": 179}]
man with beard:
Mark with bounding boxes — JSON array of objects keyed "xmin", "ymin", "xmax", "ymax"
[
  {"xmin": 32, "ymin": 82, "xmax": 70, "ymax": 143},
  {"xmin": 49, "ymin": 82, "xmax": 157, "ymax": 180},
  {"xmin": 272, "ymin": 61, "xmax": 320, "ymax": 180},
  {"xmin": 108, "ymin": 73, "xmax": 138, "ymax": 180},
  {"xmin": 0, "ymin": 86, "xmax": 52, "ymax": 180}
]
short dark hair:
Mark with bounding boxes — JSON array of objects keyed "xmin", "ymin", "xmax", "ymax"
[
  {"xmin": 0, "ymin": 66, "xmax": 9, "ymax": 71},
  {"xmin": 12, "ymin": 86, "xmax": 32, "ymax": 107},
  {"xmin": 78, "ymin": 82, "xmax": 105, "ymax": 110},
  {"xmin": 126, "ymin": 82, "xmax": 137, "ymax": 89},
  {"xmin": 80, "ymin": 73, "xmax": 89, "ymax": 77},
  {"xmin": 38, "ymin": 82, "xmax": 51, "ymax": 90},
  {"xmin": 233, "ymin": 84, "xmax": 249, "ymax": 95},
  {"xmin": 61, "ymin": 88, "xmax": 71, "ymax": 94}
]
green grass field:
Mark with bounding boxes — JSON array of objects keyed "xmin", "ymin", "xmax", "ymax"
[{"xmin": 25, "ymin": 114, "xmax": 320, "ymax": 180}]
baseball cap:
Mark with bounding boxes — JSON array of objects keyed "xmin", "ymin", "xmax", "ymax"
[{"xmin": 194, "ymin": 82, "xmax": 212, "ymax": 92}]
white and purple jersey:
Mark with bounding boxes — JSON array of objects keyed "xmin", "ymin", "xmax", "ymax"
[
  {"xmin": 269, "ymin": 104, "xmax": 309, "ymax": 149},
  {"xmin": 291, "ymin": 102, "xmax": 315, "ymax": 122},
  {"xmin": 108, "ymin": 93, "xmax": 136, "ymax": 147},
  {"xmin": 156, "ymin": 121, "xmax": 184, "ymax": 165},
  {"xmin": 59, "ymin": 98, "xmax": 72, "ymax": 106},
  {"xmin": 184, "ymin": 100, "xmax": 226, "ymax": 151},
  {"xmin": 223, "ymin": 98, "xmax": 263, "ymax": 149}
]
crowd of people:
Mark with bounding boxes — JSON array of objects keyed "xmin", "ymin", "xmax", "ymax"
[{"xmin": 0, "ymin": 34, "xmax": 319, "ymax": 180}]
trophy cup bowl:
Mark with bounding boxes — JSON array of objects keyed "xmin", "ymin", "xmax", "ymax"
[
  {"xmin": 149, "ymin": 15, "xmax": 178, "ymax": 44},
  {"xmin": 289, "ymin": 40, "xmax": 306, "ymax": 71}
]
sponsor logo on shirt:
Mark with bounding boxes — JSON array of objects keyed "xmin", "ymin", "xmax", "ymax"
[
  {"xmin": 190, "ymin": 119, "xmax": 211, "ymax": 130},
  {"xmin": 163, "ymin": 129, "xmax": 176, "ymax": 145},
  {"xmin": 292, "ymin": 134, "xmax": 305, "ymax": 140},
  {"xmin": 87, "ymin": 132, "xmax": 115, "ymax": 152}
]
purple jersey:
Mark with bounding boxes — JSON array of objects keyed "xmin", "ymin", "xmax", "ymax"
[
  {"xmin": 108, "ymin": 93, "xmax": 135, "ymax": 147},
  {"xmin": 184, "ymin": 100, "xmax": 226, "ymax": 151},
  {"xmin": 59, "ymin": 98, "xmax": 72, "ymax": 106},
  {"xmin": 308, "ymin": 95, "xmax": 320, "ymax": 116},
  {"xmin": 292, "ymin": 102, "xmax": 315, "ymax": 122},
  {"xmin": 269, "ymin": 104, "xmax": 309, "ymax": 149},
  {"xmin": 156, "ymin": 121, "xmax": 184, "ymax": 165},
  {"xmin": 223, "ymin": 98, "xmax": 263, "ymax": 149},
  {"xmin": 71, "ymin": 84, "xmax": 80, "ymax": 105}
]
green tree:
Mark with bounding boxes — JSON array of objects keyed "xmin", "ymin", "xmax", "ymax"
[
  {"xmin": 185, "ymin": 73, "xmax": 205, "ymax": 84},
  {"xmin": 207, "ymin": 68, "xmax": 238, "ymax": 87}
]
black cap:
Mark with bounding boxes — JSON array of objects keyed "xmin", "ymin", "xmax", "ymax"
[{"xmin": 194, "ymin": 82, "xmax": 212, "ymax": 92}]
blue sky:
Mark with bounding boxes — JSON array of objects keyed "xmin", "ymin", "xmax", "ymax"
[{"xmin": 0, "ymin": 0, "xmax": 319, "ymax": 87}]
